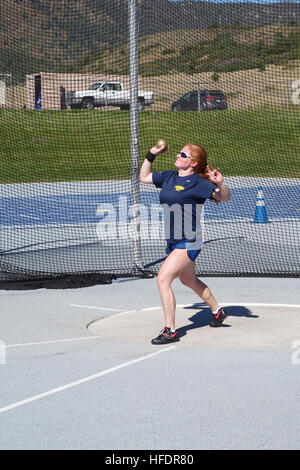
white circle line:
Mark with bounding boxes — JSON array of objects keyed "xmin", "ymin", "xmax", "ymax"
[
  {"xmin": 70, "ymin": 304, "xmax": 123, "ymax": 312},
  {"xmin": 220, "ymin": 303, "xmax": 300, "ymax": 308},
  {"xmin": 100, "ymin": 303, "xmax": 300, "ymax": 319}
]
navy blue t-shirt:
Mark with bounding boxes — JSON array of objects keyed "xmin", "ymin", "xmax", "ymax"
[{"xmin": 152, "ymin": 170, "xmax": 216, "ymax": 244}]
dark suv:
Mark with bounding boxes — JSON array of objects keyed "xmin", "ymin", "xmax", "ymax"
[{"xmin": 171, "ymin": 90, "xmax": 228, "ymax": 112}]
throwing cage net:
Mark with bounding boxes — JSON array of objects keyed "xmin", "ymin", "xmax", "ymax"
[{"xmin": 0, "ymin": 0, "xmax": 299, "ymax": 287}]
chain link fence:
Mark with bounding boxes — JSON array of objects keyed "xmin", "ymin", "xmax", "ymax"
[{"xmin": 0, "ymin": 0, "xmax": 299, "ymax": 284}]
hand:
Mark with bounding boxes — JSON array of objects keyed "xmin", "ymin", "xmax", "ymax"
[
  {"xmin": 206, "ymin": 165, "xmax": 224, "ymax": 186},
  {"xmin": 149, "ymin": 145, "xmax": 164, "ymax": 156}
]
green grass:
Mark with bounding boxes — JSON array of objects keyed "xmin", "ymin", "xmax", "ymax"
[{"xmin": 0, "ymin": 109, "xmax": 299, "ymax": 183}]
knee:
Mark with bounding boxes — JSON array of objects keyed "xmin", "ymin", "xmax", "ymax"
[{"xmin": 157, "ymin": 271, "xmax": 172, "ymax": 289}]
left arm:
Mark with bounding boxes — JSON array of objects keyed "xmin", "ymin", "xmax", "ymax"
[{"xmin": 207, "ymin": 167, "xmax": 230, "ymax": 202}]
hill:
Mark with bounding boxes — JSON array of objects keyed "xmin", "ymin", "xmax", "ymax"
[
  {"xmin": 80, "ymin": 24, "xmax": 300, "ymax": 76},
  {"xmin": 1, "ymin": 0, "xmax": 300, "ymax": 74}
]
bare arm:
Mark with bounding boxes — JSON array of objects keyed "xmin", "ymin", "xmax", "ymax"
[
  {"xmin": 139, "ymin": 145, "xmax": 164, "ymax": 184},
  {"xmin": 139, "ymin": 158, "xmax": 154, "ymax": 184},
  {"xmin": 212, "ymin": 182, "xmax": 230, "ymax": 202},
  {"xmin": 206, "ymin": 167, "xmax": 230, "ymax": 202}
]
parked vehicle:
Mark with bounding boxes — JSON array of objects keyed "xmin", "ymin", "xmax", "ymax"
[
  {"xmin": 66, "ymin": 81, "xmax": 154, "ymax": 111},
  {"xmin": 171, "ymin": 90, "xmax": 228, "ymax": 112}
]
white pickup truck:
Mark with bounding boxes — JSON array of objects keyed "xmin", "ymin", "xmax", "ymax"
[{"xmin": 66, "ymin": 81, "xmax": 154, "ymax": 111}]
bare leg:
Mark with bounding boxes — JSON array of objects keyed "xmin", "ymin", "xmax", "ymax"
[
  {"xmin": 178, "ymin": 264, "xmax": 219, "ymax": 312},
  {"xmin": 157, "ymin": 249, "xmax": 194, "ymax": 330}
]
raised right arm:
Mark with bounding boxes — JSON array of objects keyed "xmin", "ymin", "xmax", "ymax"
[
  {"xmin": 139, "ymin": 146, "xmax": 163, "ymax": 184},
  {"xmin": 139, "ymin": 157, "xmax": 154, "ymax": 184}
]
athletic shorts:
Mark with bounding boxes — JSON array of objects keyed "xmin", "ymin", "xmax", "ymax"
[{"xmin": 166, "ymin": 241, "xmax": 202, "ymax": 262}]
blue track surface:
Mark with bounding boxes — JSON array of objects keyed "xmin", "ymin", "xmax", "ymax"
[{"xmin": 0, "ymin": 186, "xmax": 298, "ymax": 226}]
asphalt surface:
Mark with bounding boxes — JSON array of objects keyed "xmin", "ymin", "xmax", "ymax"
[{"xmin": 0, "ymin": 276, "xmax": 299, "ymax": 450}]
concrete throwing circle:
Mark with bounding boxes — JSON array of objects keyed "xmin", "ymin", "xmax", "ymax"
[{"xmin": 87, "ymin": 304, "xmax": 300, "ymax": 349}]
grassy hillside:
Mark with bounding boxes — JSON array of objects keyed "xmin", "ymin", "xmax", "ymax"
[
  {"xmin": 0, "ymin": 109, "xmax": 299, "ymax": 183},
  {"xmin": 1, "ymin": 0, "xmax": 300, "ymax": 75},
  {"xmin": 81, "ymin": 25, "xmax": 300, "ymax": 76}
]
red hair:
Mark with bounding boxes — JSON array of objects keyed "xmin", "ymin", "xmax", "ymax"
[{"xmin": 186, "ymin": 143, "xmax": 214, "ymax": 182}]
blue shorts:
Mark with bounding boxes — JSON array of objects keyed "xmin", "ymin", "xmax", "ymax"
[{"xmin": 166, "ymin": 241, "xmax": 202, "ymax": 262}]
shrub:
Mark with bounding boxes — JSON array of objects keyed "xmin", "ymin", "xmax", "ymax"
[{"xmin": 211, "ymin": 72, "xmax": 220, "ymax": 82}]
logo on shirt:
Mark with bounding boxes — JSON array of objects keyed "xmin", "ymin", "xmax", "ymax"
[{"xmin": 174, "ymin": 185, "xmax": 185, "ymax": 191}]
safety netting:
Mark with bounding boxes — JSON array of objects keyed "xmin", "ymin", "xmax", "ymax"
[{"xmin": 0, "ymin": 0, "xmax": 299, "ymax": 287}]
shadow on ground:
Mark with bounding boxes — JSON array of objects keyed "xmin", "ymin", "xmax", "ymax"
[{"xmin": 177, "ymin": 303, "xmax": 259, "ymax": 339}]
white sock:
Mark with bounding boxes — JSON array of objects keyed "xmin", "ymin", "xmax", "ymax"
[{"xmin": 212, "ymin": 307, "xmax": 221, "ymax": 315}]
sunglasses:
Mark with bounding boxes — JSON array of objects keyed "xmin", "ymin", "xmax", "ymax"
[{"xmin": 180, "ymin": 151, "xmax": 192, "ymax": 159}]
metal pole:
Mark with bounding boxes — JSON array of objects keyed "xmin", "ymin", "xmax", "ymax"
[
  {"xmin": 197, "ymin": 82, "xmax": 201, "ymax": 113},
  {"xmin": 105, "ymin": 82, "xmax": 108, "ymax": 111},
  {"xmin": 242, "ymin": 80, "xmax": 246, "ymax": 111},
  {"xmin": 4, "ymin": 77, "xmax": 7, "ymax": 110},
  {"xmin": 129, "ymin": 0, "xmax": 142, "ymax": 273},
  {"xmin": 153, "ymin": 79, "xmax": 157, "ymax": 115},
  {"xmin": 286, "ymin": 82, "xmax": 291, "ymax": 112}
]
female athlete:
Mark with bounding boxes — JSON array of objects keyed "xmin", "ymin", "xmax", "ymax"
[{"xmin": 139, "ymin": 142, "xmax": 230, "ymax": 344}]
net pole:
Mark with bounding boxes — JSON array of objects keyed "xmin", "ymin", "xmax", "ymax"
[{"xmin": 128, "ymin": 0, "xmax": 142, "ymax": 273}]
